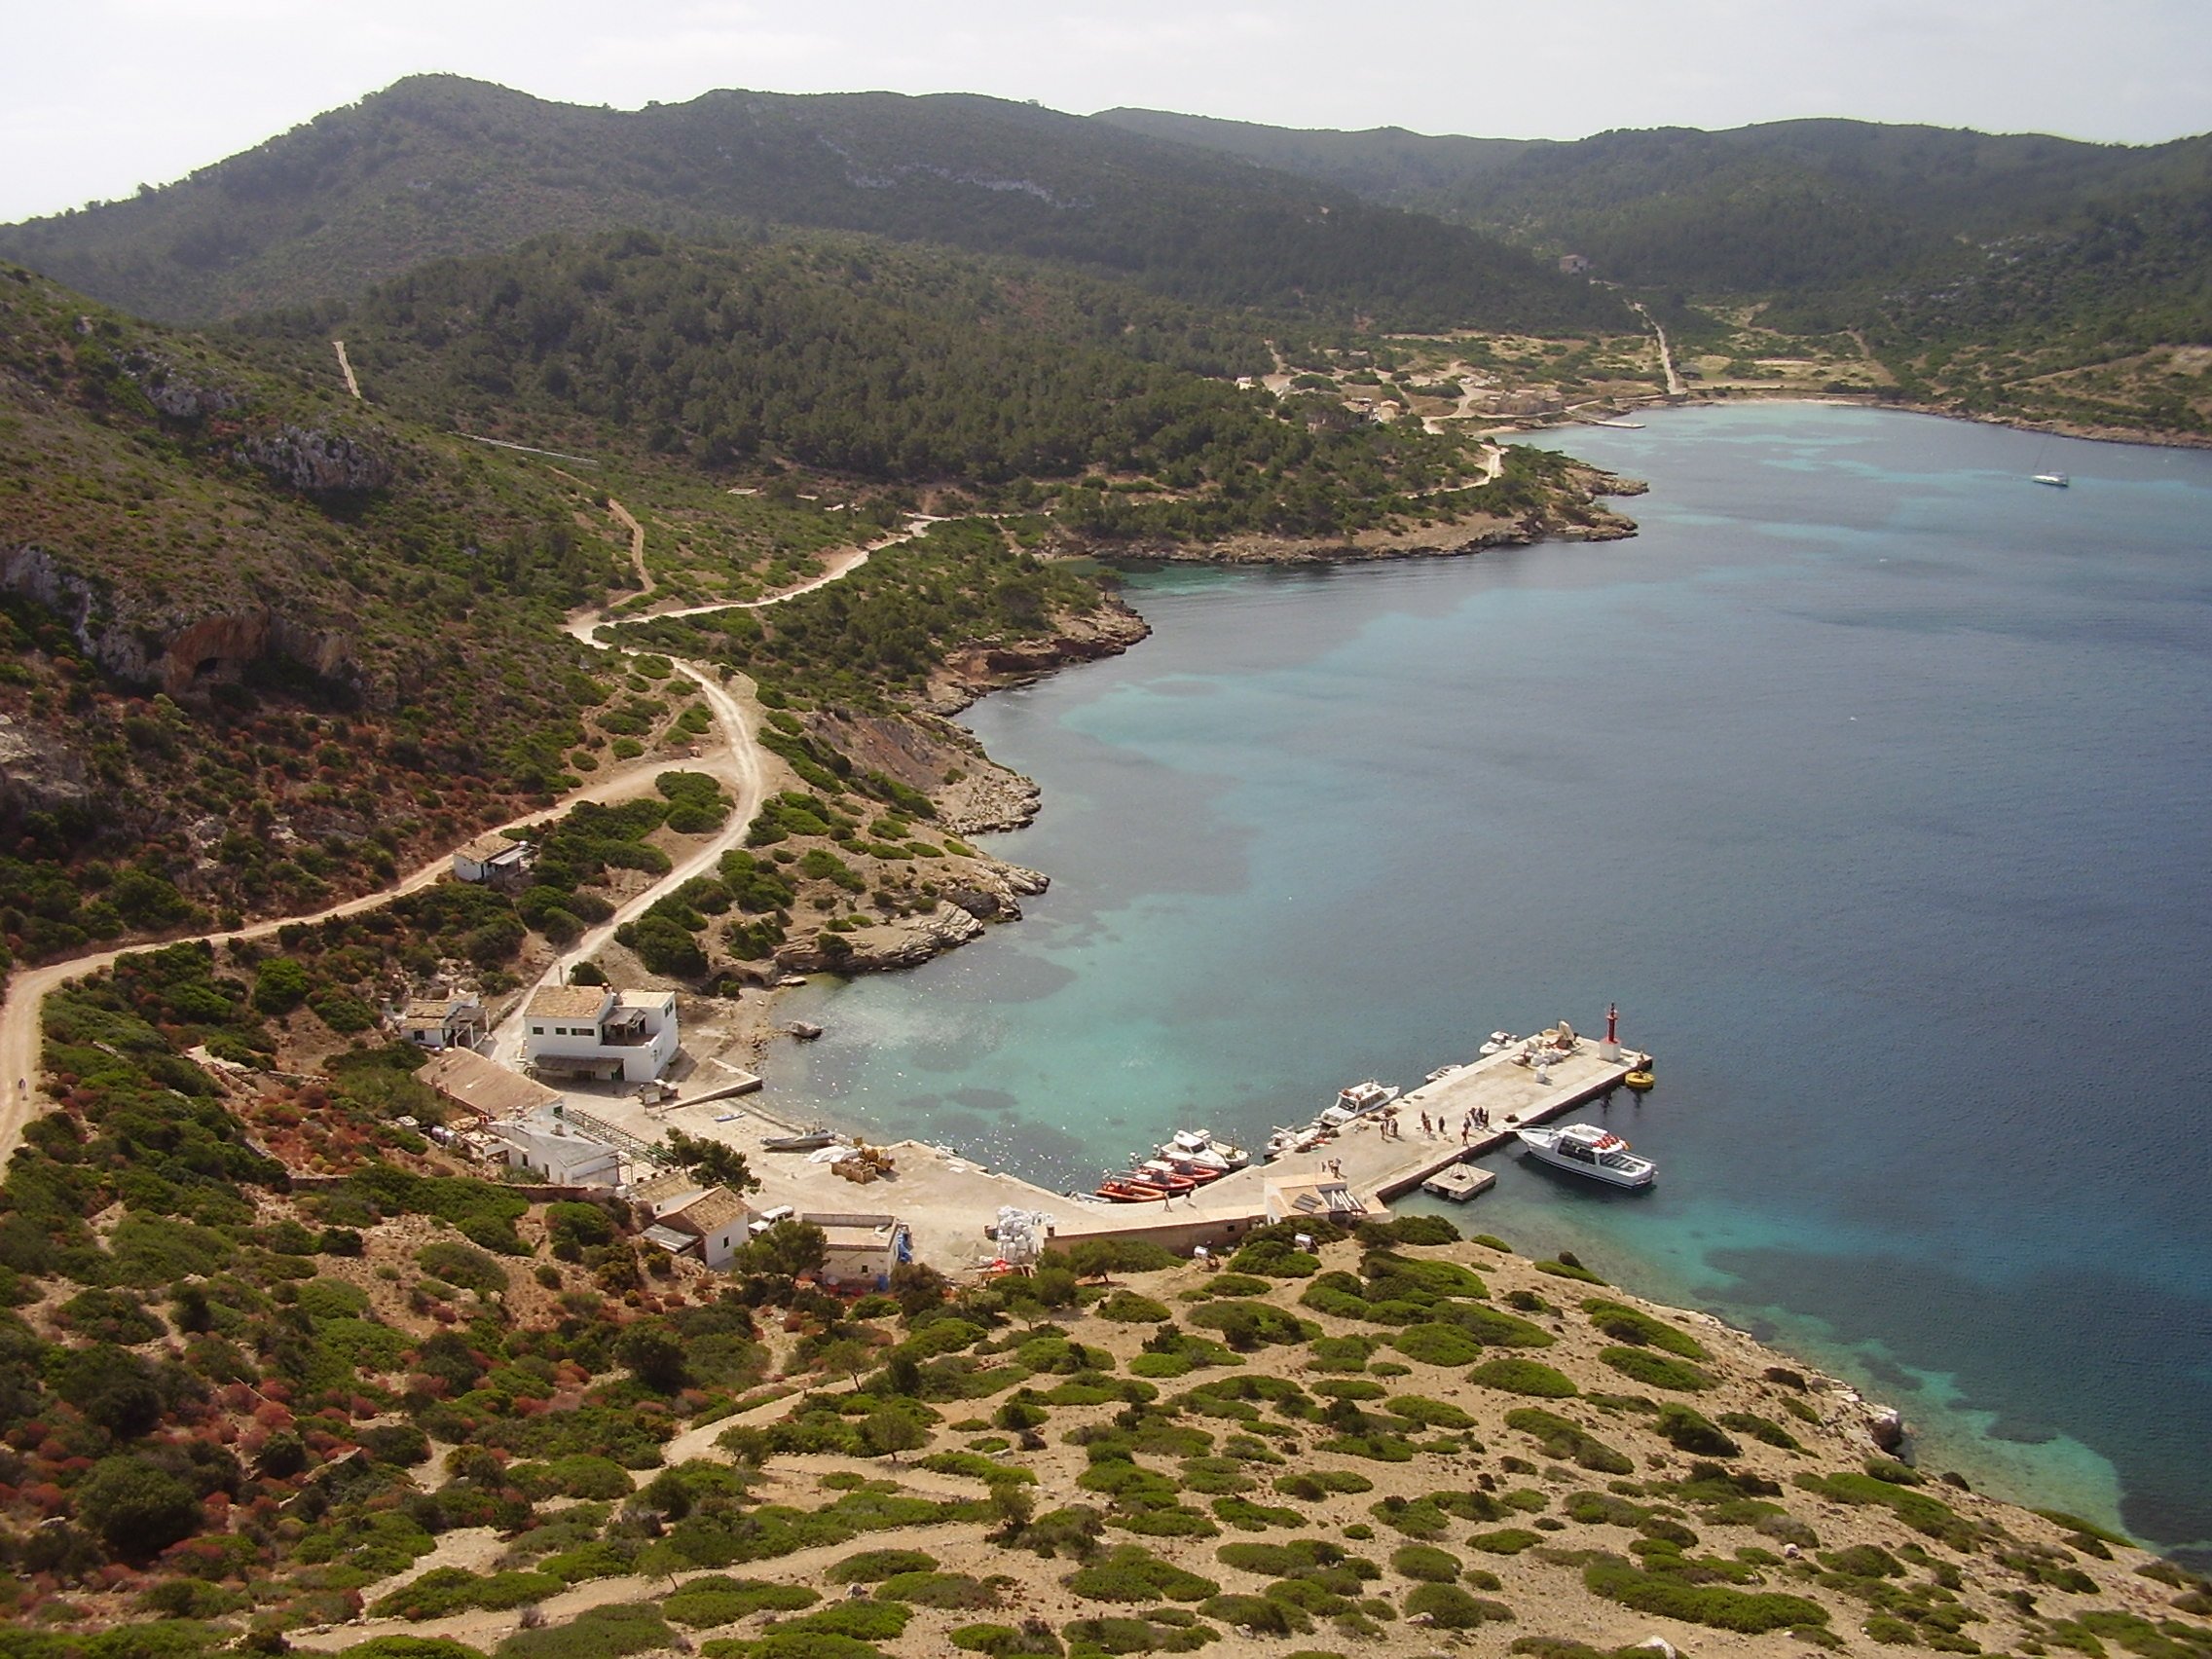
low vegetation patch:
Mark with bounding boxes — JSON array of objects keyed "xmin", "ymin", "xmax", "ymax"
[
  {"xmin": 1468, "ymin": 1357, "xmax": 1580, "ymax": 1397},
  {"xmin": 1597, "ymin": 1346, "xmax": 1714, "ymax": 1391}
]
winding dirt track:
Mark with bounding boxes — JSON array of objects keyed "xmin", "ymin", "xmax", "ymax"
[{"xmin": 0, "ymin": 502, "xmax": 910, "ymax": 1164}]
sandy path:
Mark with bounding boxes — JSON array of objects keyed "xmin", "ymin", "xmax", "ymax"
[
  {"xmin": 331, "ymin": 340, "xmax": 362, "ymax": 400},
  {"xmin": 1631, "ymin": 300, "xmax": 1686, "ymax": 397}
]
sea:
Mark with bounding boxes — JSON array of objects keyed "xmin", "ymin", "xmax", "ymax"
[{"xmin": 773, "ymin": 403, "xmax": 2212, "ymax": 1560}]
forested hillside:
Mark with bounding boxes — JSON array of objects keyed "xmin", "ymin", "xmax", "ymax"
[
  {"xmin": 1100, "ymin": 109, "xmax": 2212, "ymax": 434},
  {"xmin": 235, "ymin": 230, "xmax": 1501, "ymax": 535},
  {"xmin": 0, "ymin": 75, "xmax": 1626, "ymax": 337}
]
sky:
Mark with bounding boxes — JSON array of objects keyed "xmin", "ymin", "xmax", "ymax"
[{"xmin": 2, "ymin": 0, "xmax": 2208, "ymax": 222}]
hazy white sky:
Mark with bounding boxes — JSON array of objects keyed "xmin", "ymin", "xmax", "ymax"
[{"xmin": 3, "ymin": 0, "xmax": 2207, "ymax": 222}]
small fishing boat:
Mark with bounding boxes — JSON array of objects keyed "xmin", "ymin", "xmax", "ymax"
[
  {"xmin": 1478, "ymin": 1030, "xmax": 1519, "ymax": 1057},
  {"xmin": 1516, "ymin": 1122, "xmax": 1656, "ymax": 1189},
  {"xmin": 2031, "ymin": 473, "xmax": 2070, "ymax": 488},
  {"xmin": 761, "ymin": 1129, "xmax": 839, "ymax": 1153}
]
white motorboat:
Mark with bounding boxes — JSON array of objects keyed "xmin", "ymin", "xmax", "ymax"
[
  {"xmin": 1157, "ymin": 1127, "xmax": 1250, "ymax": 1172},
  {"xmin": 2031, "ymin": 473, "xmax": 2070, "ymax": 488},
  {"xmin": 1478, "ymin": 1030, "xmax": 1519, "ymax": 1057},
  {"xmin": 1319, "ymin": 1079, "xmax": 1399, "ymax": 1128},
  {"xmin": 1516, "ymin": 1122, "xmax": 1656, "ymax": 1189}
]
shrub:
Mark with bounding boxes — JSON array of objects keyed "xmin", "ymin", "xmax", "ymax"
[
  {"xmin": 876, "ymin": 1570, "xmax": 1002, "ymax": 1608},
  {"xmin": 1064, "ymin": 1546, "xmax": 1221, "ymax": 1603},
  {"xmin": 1390, "ymin": 1545, "xmax": 1461, "ymax": 1582},
  {"xmin": 1597, "ymin": 1347, "xmax": 1713, "ymax": 1391},
  {"xmin": 1649, "ymin": 1404, "xmax": 1740, "ymax": 1456},
  {"xmin": 1196, "ymin": 1592, "xmax": 1309, "ymax": 1635},
  {"xmin": 1467, "ymin": 1529, "xmax": 1543, "ymax": 1555},
  {"xmin": 663, "ymin": 1576, "xmax": 821, "ymax": 1625},
  {"xmin": 1717, "ymin": 1411, "xmax": 1802, "ymax": 1451},
  {"xmin": 337, "ymin": 1643, "xmax": 488, "ymax": 1659},
  {"xmin": 1097, "ymin": 1291, "xmax": 1172, "ymax": 1323},
  {"xmin": 1534, "ymin": 1258, "xmax": 1605, "ymax": 1285},
  {"xmin": 1468, "ymin": 1358, "xmax": 1579, "ymax": 1397},
  {"xmin": 1386, "ymin": 1323, "xmax": 1482, "ymax": 1367},
  {"xmin": 417, "ymin": 1239, "xmax": 510, "ymax": 1294},
  {"xmin": 1582, "ymin": 1555, "xmax": 1828, "ymax": 1633},
  {"xmin": 825, "ymin": 1547, "xmax": 939, "ymax": 1583},
  {"xmin": 497, "ymin": 1604, "xmax": 673, "ymax": 1659},
  {"xmin": 1434, "ymin": 1303, "xmax": 1554, "ymax": 1347},
  {"xmin": 775, "ymin": 1600, "xmax": 913, "ymax": 1640},
  {"xmin": 1790, "ymin": 1473, "xmax": 1980, "ymax": 1550},
  {"xmin": 951, "ymin": 1624, "xmax": 1066, "ymax": 1656},
  {"xmin": 73, "ymin": 1456, "xmax": 202, "ymax": 1557},
  {"xmin": 1403, "ymin": 1582, "xmax": 1514, "ymax": 1628},
  {"xmin": 1503, "ymin": 1409, "xmax": 1633, "ymax": 1475},
  {"xmin": 1580, "ymin": 1299, "xmax": 1709, "ymax": 1359},
  {"xmin": 1227, "ymin": 1239, "xmax": 1321, "ymax": 1278}
]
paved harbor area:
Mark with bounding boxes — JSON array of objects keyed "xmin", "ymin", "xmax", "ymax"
[{"xmin": 538, "ymin": 1030, "xmax": 1641, "ymax": 1273}]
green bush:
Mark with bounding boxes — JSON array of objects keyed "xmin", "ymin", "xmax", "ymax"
[
  {"xmin": 1196, "ymin": 1592, "xmax": 1309, "ymax": 1635},
  {"xmin": 416, "ymin": 1238, "xmax": 511, "ymax": 1293},
  {"xmin": 1433, "ymin": 1304, "xmax": 1555, "ymax": 1347},
  {"xmin": 1097, "ymin": 1291, "xmax": 1172, "ymax": 1323},
  {"xmin": 1716, "ymin": 1411, "xmax": 1802, "ymax": 1451},
  {"xmin": 663, "ymin": 1576, "xmax": 822, "ymax": 1626},
  {"xmin": 498, "ymin": 1604, "xmax": 674, "ymax": 1659},
  {"xmin": 1580, "ymin": 1299, "xmax": 1709, "ymax": 1359},
  {"xmin": 1503, "ymin": 1409, "xmax": 1633, "ymax": 1475},
  {"xmin": 825, "ymin": 1547, "xmax": 940, "ymax": 1583},
  {"xmin": 1389, "ymin": 1544, "xmax": 1461, "ymax": 1582},
  {"xmin": 875, "ymin": 1570, "xmax": 1002, "ymax": 1608},
  {"xmin": 1534, "ymin": 1258, "xmax": 1605, "ymax": 1285},
  {"xmin": 950, "ymin": 1624, "xmax": 1065, "ymax": 1656},
  {"xmin": 1065, "ymin": 1545, "xmax": 1221, "ymax": 1604},
  {"xmin": 1402, "ymin": 1583, "xmax": 1514, "ymax": 1628},
  {"xmin": 1468, "ymin": 1357, "xmax": 1579, "ymax": 1397},
  {"xmin": 1386, "ymin": 1323, "xmax": 1482, "ymax": 1367},
  {"xmin": 775, "ymin": 1600, "xmax": 912, "ymax": 1640},
  {"xmin": 336, "ymin": 1642, "xmax": 488, "ymax": 1659},
  {"xmin": 1652, "ymin": 1404, "xmax": 1740, "ymax": 1456},
  {"xmin": 1583, "ymin": 1555, "xmax": 1829, "ymax": 1633},
  {"xmin": 72, "ymin": 1455, "xmax": 202, "ymax": 1557},
  {"xmin": 1597, "ymin": 1346, "xmax": 1713, "ymax": 1391},
  {"xmin": 1467, "ymin": 1529, "xmax": 1543, "ymax": 1555}
]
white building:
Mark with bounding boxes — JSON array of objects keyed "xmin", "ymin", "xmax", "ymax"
[
  {"xmin": 396, "ymin": 993, "xmax": 484, "ymax": 1052},
  {"xmin": 645, "ymin": 1186, "xmax": 754, "ymax": 1271},
  {"xmin": 802, "ymin": 1210, "xmax": 912, "ymax": 1292},
  {"xmin": 454, "ymin": 832, "xmax": 531, "ymax": 887},
  {"xmin": 521, "ymin": 984, "xmax": 679, "ymax": 1083},
  {"xmin": 486, "ymin": 1119, "xmax": 621, "ymax": 1187}
]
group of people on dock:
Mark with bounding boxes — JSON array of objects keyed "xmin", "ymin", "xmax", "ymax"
[{"xmin": 1389, "ymin": 1105, "xmax": 1494, "ymax": 1143}]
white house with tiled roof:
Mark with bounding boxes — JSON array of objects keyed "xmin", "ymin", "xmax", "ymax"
[
  {"xmin": 520, "ymin": 983, "xmax": 678, "ymax": 1082},
  {"xmin": 645, "ymin": 1185, "xmax": 754, "ymax": 1270}
]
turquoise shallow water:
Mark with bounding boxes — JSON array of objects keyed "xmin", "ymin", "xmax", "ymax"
[{"xmin": 775, "ymin": 405, "xmax": 2212, "ymax": 1557}]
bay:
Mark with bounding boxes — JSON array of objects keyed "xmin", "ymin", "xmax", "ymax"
[{"xmin": 776, "ymin": 403, "xmax": 2212, "ymax": 1557}]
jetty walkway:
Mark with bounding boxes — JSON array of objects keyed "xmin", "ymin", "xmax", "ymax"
[{"xmin": 576, "ymin": 1028, "xmax": 1640, "ymax": 1272}]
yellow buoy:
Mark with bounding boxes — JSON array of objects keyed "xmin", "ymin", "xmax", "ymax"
[{"xmin": 1624, "ymin": 1069, "xmax": 1655, "ymax": 1092}]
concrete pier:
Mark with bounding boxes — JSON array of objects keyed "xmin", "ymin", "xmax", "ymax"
[{"xmin": 560, "ymin": 1029, "xmax": 1641, "ymax": 1275}]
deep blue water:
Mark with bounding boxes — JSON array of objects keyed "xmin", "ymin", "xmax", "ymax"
[{"xmin": 776, "ymin": 405, "xmax": 2212, "ymax": 1555}]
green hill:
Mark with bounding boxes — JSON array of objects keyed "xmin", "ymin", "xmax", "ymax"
[
  {"xmin": 0, "ymin": 75, "xmax": 1626, "ymax": 337},
  {"xmin": 0, "ymin": 262, "xmax": 631, "ymax": 959}
]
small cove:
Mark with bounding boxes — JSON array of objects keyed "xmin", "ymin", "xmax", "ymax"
[{"xmin": 773, "ymin": 404, "xmax": 2212, "ymax": 1557}]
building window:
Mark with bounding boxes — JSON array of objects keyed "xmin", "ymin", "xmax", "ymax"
[{"xmin": 530, "ymin": 1025, "xmax": 544, "ymax": 1035}]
